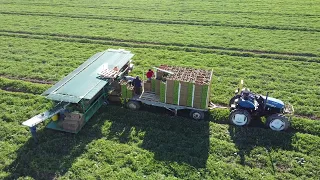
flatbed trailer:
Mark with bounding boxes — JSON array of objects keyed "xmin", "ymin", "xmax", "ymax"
[{"xmin": 127, "ymin": 91, "xmax": 208, "ymax": 120}]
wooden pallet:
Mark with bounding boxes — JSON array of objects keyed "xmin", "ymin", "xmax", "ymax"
[{"xmin": 98, "ymin": 69, "xmax": 119, "ymax": 78}]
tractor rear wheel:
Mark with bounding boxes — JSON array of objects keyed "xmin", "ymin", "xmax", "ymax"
[
  {"xmin": 266, "ymin": 114, "xmax": 290, "ymax": 131},
  {"xmin": 229, "ymin": 109, "xmax": 251, "ymax": 126}
]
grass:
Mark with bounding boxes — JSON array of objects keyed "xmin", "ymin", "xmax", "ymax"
[
  {"xmin": 1, "ymin": 3, "xmax": 319, "ymax": 31},
  {"xmin": 0, "ymin": 14, "xmax": 319, "ymax": 56},
  {"xmin": 0, "ymin": 36, "xmax": 319, "ymax": 117},
  {"xmin": 0, "ymin": 0, "xmax": 319, "ymax": 179},
  {"xmin": 1, "ymin": 103, "xmax": 320, "ymax": 179}
]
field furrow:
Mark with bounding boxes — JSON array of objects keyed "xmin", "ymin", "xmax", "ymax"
[
  {"xmin": 0, "ymin": 9, "xmax": 319, "ymax": 32},
  {"xmin": 1, "ymin": 14, "xmax": 319, "ymax": 56},
  {"xmin": 1, "ymin": 30, "xmax": 319, "ymax": 63},
  {"xmin": 1, "ymin": 0, "xmax": 319, "ymax": 16}
]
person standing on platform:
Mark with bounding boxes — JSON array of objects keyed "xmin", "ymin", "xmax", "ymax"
[
  {"xmin": 146, "ymin": 69, "xmax": 154, "ymax": 81},
  {"xmin": 132, "ymin": 76, "xmax": 142, "ymax": 95}
]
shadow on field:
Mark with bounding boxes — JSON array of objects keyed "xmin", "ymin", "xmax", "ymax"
[
  {"xmin": 107, "ymin": 105, "xmax": 210, "ymax": 168},
  {"xmin": 228, "ymin": 124, "xmax": 294, "ymax": 173},
  {"xmin": 4, "ymin": 109, "xmax": 107, "ymax": 180},
  {"xmin": 4, "ymin": 105, "xmax": 209, "ymax": 179}
]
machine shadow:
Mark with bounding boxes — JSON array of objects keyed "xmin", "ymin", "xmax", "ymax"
[
  {"xmin": 5, "ymin": 105, "xmax": 210, "ymax": 179},
  {"xmin": 106, "ymin": 105, "xmax": 210, "ymax": 168},
  {"xmin": 4, "ymin": 110, "xmax": 107, "ymax": 180},
  {"xmin": 228, "ymin": 125, "xmax": 294, "ymax": 169}
]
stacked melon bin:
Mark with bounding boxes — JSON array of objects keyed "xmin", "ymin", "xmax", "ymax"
[{"xmin": 144, "ymin": 65, "xmax": 212, "ymax": 109}]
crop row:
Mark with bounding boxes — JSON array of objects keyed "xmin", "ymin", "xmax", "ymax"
[
  {"xmin": 2, "ymin": 30, "xmax": 319, "ymax": 63},
  {"xmin": 1, "ymin": 0, "xmax": 319, "ymax": 16},
  {"xmin": 1, "ymin": 14, "xmax": 319, "ymax": 56},
  {"xmin": 0, "ymin": 4, "xmax": 319, "ymax": 32},
  {"xmin": 0, "ymin": 36, "xmax": 319, "ymax": 117}
]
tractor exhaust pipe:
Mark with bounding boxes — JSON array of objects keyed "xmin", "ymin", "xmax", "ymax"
[
  {"xmin": 236, "ymin": 80, "xmax": 244, "ymax": 95},
  {"xmin": 263, "ymin": 92, "xmax": 269, "ymax": 111}
]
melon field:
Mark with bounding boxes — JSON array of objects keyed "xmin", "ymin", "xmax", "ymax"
[{"xmin": 1, "ymin": 0, "xmax": 320, "ymax": 179}]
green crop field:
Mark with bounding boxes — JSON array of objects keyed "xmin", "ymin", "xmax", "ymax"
[{"xmin": 0, "ymin": 0, "xmax": 319, "ymax": 179}]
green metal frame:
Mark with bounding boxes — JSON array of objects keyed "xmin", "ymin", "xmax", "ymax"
[{"xmin": 46, "ymin": 93, "xmax": 107, "ymax": 133}]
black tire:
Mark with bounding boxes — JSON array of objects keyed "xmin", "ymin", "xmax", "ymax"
[
  {"xmin": 229, "ymin": 95, "xmax": 241, "ymax": 107},
  {"xmin": 190, "ymin": 110, "xmax": 205, "ymax": 121},
  {"xmin": 126, "ymin": 101, "xmax": 141, "ymax": 110},
  {"xmin": 229, "ymin": 109, "xmax": 251, "ymax": 126},
  {"xmin": 266, "ymin": 114, "xmax": 290, "ymax": 131}
]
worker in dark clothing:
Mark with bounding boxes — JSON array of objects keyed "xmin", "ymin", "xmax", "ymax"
[
  {"xmin": 146, "ymin": 69, "xmax": 154, "ymax": 81},
  {"xmin": 132, "ymin": 76, "xmax": 142, "ymax": 95},
  {"xmin": 123, "ymin": 75, "xmax": 135, "ymax": 86}
]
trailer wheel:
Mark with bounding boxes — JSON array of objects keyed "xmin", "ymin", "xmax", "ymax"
[
  {"xmin": 190, "ymin": 110, "xmax": 204, "ymax": 121},
  {"xmin": 127, "ymin": 101, "xmax": 141, "ymax": 110},
  {"xmin": 229, "ymin": 109, "xmax": 251, "ymax": 126},
  {"xmin": 266, "ymin": 114, "xmax": 290, "ymax": 131}
]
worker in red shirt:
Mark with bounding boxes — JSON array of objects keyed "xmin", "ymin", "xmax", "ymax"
[{"xmin": 146, "ymin": 69, "xmax": 154, "ymax": 81}]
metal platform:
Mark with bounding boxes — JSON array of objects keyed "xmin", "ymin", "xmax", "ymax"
[
  {"xmin": 131, "ymin": 91, "xmax": 207, "ymax": 112},
  {"xmin": 22, "ymin": 102, "xmax": 70, "ymax": 127}
]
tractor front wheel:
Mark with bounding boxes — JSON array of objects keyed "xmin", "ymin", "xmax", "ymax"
[
  {"xmin": 229, "ymin": 109, "xmax": 251, "ymax": 126},
  {"xmin": 266, "ymin": 114, "xmax": 290, "ymax": 131}
]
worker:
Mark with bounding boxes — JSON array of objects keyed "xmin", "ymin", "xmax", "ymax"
[
  {"xmin": 123, "ymin": 75, "xmax": 135, "ymax": 86},
  {"xmin": 113, "ymin": 66, "xmax": 119, "ymax": 71},
  {"xmin": 132, "ymin": 76, "xmax": 142, "ymax": 95},
  {"xmin": 242, "ymin": 88, "xmax": 252, "ymax": 100},
  {"xmin": 146, "ymin": 69, "xmax": 154, "ymax": 81}
]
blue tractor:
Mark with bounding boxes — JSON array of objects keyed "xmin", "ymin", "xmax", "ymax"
[{"xmin": 228, "ymin": 81, "xmax": 294, "ymax": 131}]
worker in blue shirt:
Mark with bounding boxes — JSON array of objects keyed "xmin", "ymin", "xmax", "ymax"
[{"xmin": 132, "ymin": 76, "xmax": 142, "ymax": 95}]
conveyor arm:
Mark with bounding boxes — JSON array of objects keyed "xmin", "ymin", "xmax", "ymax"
[{"xmin": 22, "ymin": 102, "xmax": 70, "ymax": 127}]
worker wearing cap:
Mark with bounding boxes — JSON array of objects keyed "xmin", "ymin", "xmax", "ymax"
[
  {"xmin": 123, "ymin": 75, "xmax": 135, "ymax": 86},
  {"xmin": 132, "ymin": 76, "xmax": 142, "ymax": 95},
  {"xmin": 146, "ymin": 69, "xmax": 154, "ymax": 81}
]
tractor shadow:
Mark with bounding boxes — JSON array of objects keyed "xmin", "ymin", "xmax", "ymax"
[
  {"xmin": 4, "ymin": 105, "xmax": 209, "ymax": 179},
  {"xmin": 4, "ymin": 109, "xmax": 107, "ymax": 180},
  {"xmin": 106, "ymin": 105, "xmax": 210, "ymax": 168},
  {"xmin": 228, "ymin": 124, "xmax": 295, "ymax": 172}
]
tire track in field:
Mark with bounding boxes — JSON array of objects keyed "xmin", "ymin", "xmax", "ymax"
[
  {"xmin": 1, "ymin": 11, "xmax": 319, "ymax": 33},
  {"xmin": 1, "ymin": 2, "xmax": 319, "ymax": 18},
  {"xmin": 0, "ymin": 30, "xmax": 319, "ymax": 63}
]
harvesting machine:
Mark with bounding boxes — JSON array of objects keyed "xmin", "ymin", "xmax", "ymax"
[
  {"xmin": 228, "ymin": 80, "xmax": 294, "ymax": 131},
  {"xmin": 22, "ymin": 49, "xmax": 293, "ymax": 140},
  {"xmin": 22, "ymin": 49, "xmax": 213, "ymax": 135}
]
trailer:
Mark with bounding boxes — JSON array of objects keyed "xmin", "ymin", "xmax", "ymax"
[
  {"xmin": 127, "ymin": 91, "xmax": 208, "ymax": 120},
  {"xmin": 116, "ymin": 65, "xmax": 213, "ymax": 120}
]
